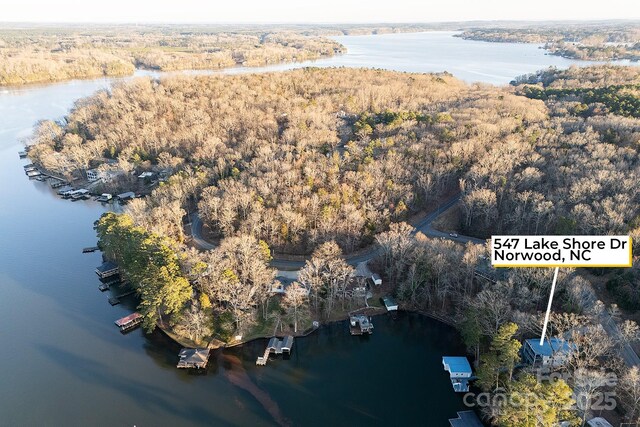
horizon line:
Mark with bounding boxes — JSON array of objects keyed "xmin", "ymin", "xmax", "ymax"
[{"xmin": 1, "ymin": 18, "xmax": 639, "ymax": 26}]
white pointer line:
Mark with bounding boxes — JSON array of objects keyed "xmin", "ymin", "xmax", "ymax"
[{"xmin": 540, "ymin": 267, "xmax": 560, "ymax": 346}]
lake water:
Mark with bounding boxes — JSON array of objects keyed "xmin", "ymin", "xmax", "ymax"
[
  {"xmin": 213, "ymin": 31, "xmax": 632, "ymax": 85},
  {"xmin": 0, "ymin": 31, "xmax": 635, "ymax": 426}
]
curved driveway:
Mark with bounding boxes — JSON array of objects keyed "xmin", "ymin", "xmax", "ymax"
[{"xmin": 190, "ymin": 193, "xmax": 485, "ymax": 270}]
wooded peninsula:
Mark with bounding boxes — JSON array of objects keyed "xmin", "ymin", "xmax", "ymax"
[
  {"xmin": 0, "ymin": 23, "xmax": 455, "ymax": 86},
  {"xmin": 459, "ymin": 23, "xmax": 640, "ymax": 61}
]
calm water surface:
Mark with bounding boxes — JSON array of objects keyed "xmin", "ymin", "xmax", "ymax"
[{"xmin": 0, "ymin": 31, "xmax": 635, "ymax": 426}]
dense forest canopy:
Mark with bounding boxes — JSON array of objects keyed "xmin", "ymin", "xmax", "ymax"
[
  {"xmin": 29, "ymin": 67, "xmax": 547, "ymax": 254},
  {"xmin": 460, "ymin": 66, "xmax": 640, "ymax": 237},
  {"xmin": 0, "ymin": 25, "xmax": 344, "ymax": 85}
]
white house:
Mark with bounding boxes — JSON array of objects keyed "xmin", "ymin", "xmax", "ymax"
[
  {"xmin": 370, "ymin": 273, "xmax": 382, "ymax": 286},
  {"xmin": 86, "ymin": 169, "xmax": 100, "ymax": 182},
  {"xmin": 87, "ymin": 168, "xmax": 124, "ymax": 183},
  {"xmin": 138, "ymin": 171, "xmax": 155, "ymax": 179}
]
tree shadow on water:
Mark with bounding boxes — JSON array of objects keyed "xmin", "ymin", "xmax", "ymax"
[{"xmin": 37, "ymin": 344, "xmax": 228, "ymax": 426}]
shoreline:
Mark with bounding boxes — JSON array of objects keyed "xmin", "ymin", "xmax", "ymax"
[
  {"xmin": 158, "ymin": 306, "xmax": 459, "ymax": 351},
  {"xmin": 0, "ymin": 49, "xmax": 347, "ymax": 90}
]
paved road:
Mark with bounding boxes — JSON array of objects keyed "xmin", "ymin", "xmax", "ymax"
[
  {"xmin": 190, "ymin": 213, "xmax": 216, "ymax": 250},
  {"xmin": 601, "ymin": 314, "xmax": 640, "ymax": 367},
  {"xmin": 565, "ymin": 270, "xmax": 640, "ymax": 368},
  {"xmin": 189, "ymin": 193, "xmax": 486, "ymax": 271}
]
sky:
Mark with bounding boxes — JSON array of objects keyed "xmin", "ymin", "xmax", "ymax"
[{"xmin": 0, "ymin": 0, "xmax": 638, "ymax": 23}]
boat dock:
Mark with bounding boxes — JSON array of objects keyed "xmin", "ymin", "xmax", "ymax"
[
  {"xmin": 95, "ymin": 261, "xmax": 119, "ymax": 279},
  {"xmin": 95, "ymin": 193, "xmax": 112, "ymax": 203},
  {"xmin": 50, "ymin": 179, "xmax": 68, "ymax": 189},
  {"xmin": 82, "ymin": 246, "xmax": 99, "ymax": 253},
  {"xmin": 442, "ymin": 356, "xmax": 473, "ymax": 392},
  {"xmin": 114, "ymin": 312, "xmax": 143, "ymax": 332},
  {"xmin": 71, "ymin": 189, "xmax": 90, "ymax": 200},
  {"xmin": 256, "ymin": 336, "xmax": 294, "ymax": 365},
  {"xmin": 349, "ymin": 314, "xmax": 374, "ymax": 335},
  {"xmin": 108, "ymin": 289, "xmax": 136, "ymax": 305},
  {"xmin": 26, "ymin": 169, "xmax": 41, "ymax": 178},
  {"xmin": 177, "ymin": 348, "xmax": 210, "ymax": 369}
]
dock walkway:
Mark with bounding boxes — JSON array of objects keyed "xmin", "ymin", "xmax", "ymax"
[{"xmin": 108, "ymin": 289, "xmax": 136, "ymax": 305}]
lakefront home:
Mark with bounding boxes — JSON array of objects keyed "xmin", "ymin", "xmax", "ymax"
[{"xmin": 521, "ymin": 338, "xmax": 573, "ymax": 367}]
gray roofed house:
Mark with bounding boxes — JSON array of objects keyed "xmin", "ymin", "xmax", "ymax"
[{"xmin": 522, "ymin": 338, "xmax": 573, "ymax": 367}]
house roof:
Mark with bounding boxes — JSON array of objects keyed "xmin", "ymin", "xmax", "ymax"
[
  {"xmin": 586, "ymin": 417, "xmax": 614, "ymax": 427},
  {"xmin": 449, "ymin": 411, "xmax": 484, "ymax": 427},
  {"xmin": 115, "ymin": 312, "xmax": 142, "ymax": 327},
  {"xmin": 178, "ymin": 348, "xmax": 210, "ymax": 364},
  {"xmin": 525, "ymin": 338, "xmax": 573, "ymax": 357},
  {"xmin": 382, "ymin": 296, "xmax": 398, "ymax": 306},
  {"xmin": 443, "ymin": 357, "xmax": 472, "ymax": 374},
  {"xmin": 117, "ymin": 191, "xmax": 136, "ymax": 199},
  {"xmin": 96, "ymin": 261, "xmax": 118, "ymax": 273}
]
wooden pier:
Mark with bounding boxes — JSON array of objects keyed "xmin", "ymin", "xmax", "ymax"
[
  {"xmin": 108, "ymin": 289, "xmax": 136, "ymax": 305},
  {"xmin": 82, "ymin": 246, "xmax": 99, "ymax": 253},
  {"xmin": 256, "ymin": 336, "xmax": 294, "ymax": 366},
  {"xmin": 256, "ymin": 347, "xmax": 271, "ymax": 366}
]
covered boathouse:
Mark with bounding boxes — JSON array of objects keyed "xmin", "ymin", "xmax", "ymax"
[
  {"xmin": 349, "ymin": 314, "xmax": 373, "ymax": 335},
  {"xmin": 177, "ymin": 348, "xmax": 210, "ymax": 369},
  {"xmin": 95, "ymin": 261, "xmax": 119, "ymax": 279},
  {"xmin": 114, "ymin": 312, "xmax": 142, "ymax": 332},
  {"xmin": 256, "ymin": 336, "xmax": 294, "ymax": 365},
  {"xmin": 442, "ymin": 356, "xmax": 473, "ymax": 392}
]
